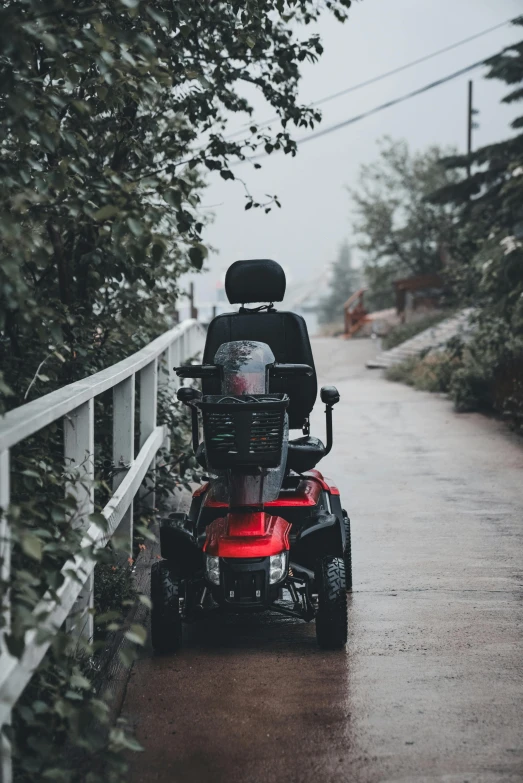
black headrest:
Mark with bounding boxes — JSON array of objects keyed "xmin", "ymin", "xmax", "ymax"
[{"xmin": 225, "ymin": 259, "xmax": 286, "ymax": 305}]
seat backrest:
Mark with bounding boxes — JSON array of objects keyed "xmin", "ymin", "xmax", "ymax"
[{"xmin": 202, "ymin": 310, "xmax": 317, "ymax": 431}]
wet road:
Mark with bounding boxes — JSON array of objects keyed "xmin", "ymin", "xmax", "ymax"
[{"xmin": 122, "ymin": 338, "xmax": 523, "ymax": 783}]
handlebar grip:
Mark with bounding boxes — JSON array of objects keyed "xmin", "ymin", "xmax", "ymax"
[
  {"xmin": 175, "ymin": 364, "xmax": 219, "ymax": 378},
  {"xmin": 271, "ymin": 363, "xmax": 314, "ymax": 377}
]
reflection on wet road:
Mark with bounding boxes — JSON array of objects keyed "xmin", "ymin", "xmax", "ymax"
[{"xmin": 122, "ymin": 339, "xmax": 523, "ymax": 783}]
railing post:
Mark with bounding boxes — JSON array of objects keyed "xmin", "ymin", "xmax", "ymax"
[
  {"xmin": 0, "ymin": 449, "xmax": 12, "ymax": 783},
  {"xmin": 140, "ymin": 360, "xmax": 158, "ymax": 511},
  {"xmin": 113, "ymin": 375, "xmax": 135, "ymax": 556},
  {"xmin": 64, "ymin": 400, "xmax": 94, "ymax": 641},
  {"xmin": 158, "ymin": 348, "xmax": 173, "ymax": 454}
]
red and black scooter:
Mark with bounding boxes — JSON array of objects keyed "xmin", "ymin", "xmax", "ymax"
[{"xmin": 151, "ymin": 260, "xmax": 351, "ymax": 651}]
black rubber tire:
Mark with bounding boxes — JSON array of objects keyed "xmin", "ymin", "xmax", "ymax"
[
  {"xmin": 315, "ymin": 556, "xmax": 348, "ymax": 650},
  {"xmin": 342, "ymin": 511, "xmax": 352, "ymax": 591},
  {"xmin": 150, "ymin": 560, "xmax": 183, "ymax": 654}
]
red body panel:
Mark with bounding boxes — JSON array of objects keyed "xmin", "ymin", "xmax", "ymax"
[
  {"xmin": 200, "ymin": 473, "xmax": 332, "ymax": 509},
  {"xmin": 203, "ymin": 512, "xmax": 291, "ymax": 558},
  {"xmin": 302, "ymin": 470, "xmax": 340, "ymax": 496},
  {"xmin": 195, "ymin": 471, "xmax": 338, "ymax": 559}
]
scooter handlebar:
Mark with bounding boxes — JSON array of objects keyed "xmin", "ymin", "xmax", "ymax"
[
  {"xmin": 176, "ymin": 363, "xmax": 313, "ymax": 379},
  {"xmin": 175, "ymin": 364, "xmax": 219, "ymax": 378},
  {"xmin": 270, "ymin": 363, "xmax": 314, "ymax": 377}
]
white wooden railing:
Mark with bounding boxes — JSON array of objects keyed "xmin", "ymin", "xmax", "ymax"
[{"xmin": 0, "ymin": 318, "xmax": 205, "ymax": 782}]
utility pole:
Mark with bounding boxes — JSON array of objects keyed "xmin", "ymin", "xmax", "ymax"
[
  {"xmin": 467, "ymin": 80, "xmax": 473, "ymax": 179},
  {"xmin": 466, "ymin": 80, "xmax": 479, "ymax": 179},
  {"xmin": 189, "ymin": 281, "xmax": 198, "ymax": 320}
]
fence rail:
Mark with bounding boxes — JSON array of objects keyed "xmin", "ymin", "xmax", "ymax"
[{"xmin": 0, "ymin": 318, "xmax": 205, "ymax": 782}]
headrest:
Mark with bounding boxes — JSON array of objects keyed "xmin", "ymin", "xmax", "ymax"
[{"xmin": 225, "ymin": 259, "xmax": 286, "ymax": 305}]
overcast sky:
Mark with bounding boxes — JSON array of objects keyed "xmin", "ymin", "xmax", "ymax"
[{"xmin": 187, "ymin": 0, "xmax": 523, "ymax": 310}]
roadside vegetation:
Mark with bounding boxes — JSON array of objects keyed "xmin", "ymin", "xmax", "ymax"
[
  {"xmin": 360, "ymin": 18, "xmax": 523, "ymax": 428},
  {"xmin": 0, "ymin": 0, "xmax": 352, "ymax": 778},
  {"xmin": 349, "ymin": 137, "xmax": 460, "ymax": 312}
]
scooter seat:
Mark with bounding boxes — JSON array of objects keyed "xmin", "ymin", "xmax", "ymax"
[{"xmin": 286, "ymin": 435, "xmax": 325, "ymax": 474}]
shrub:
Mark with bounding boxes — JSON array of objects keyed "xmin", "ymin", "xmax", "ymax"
[{"xmin": 386, "ymin": 351, "xmax": 458, "ymax": 393}]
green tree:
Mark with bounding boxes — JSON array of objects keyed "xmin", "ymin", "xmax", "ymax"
[
  {"xmin": 430, "ymin": 18, "xmax": 523, "ymax": 357},
  {"xmin": 349, "ymin": 138, "xmax": 461, "ymax": 311},
  {"xmin": 427, "ymin": 18, "xmax": 523, "ymax": 415},
  {"xmin": 0, "ymin": 1, "xmax": 353, "ymax": 777},
  {"xmin": 317, "ymin": 241, "xmax": 359, "ymax": 324},
  {"xmin": 0, "ymin": 0, "xmax": 353, "ymax": 410}
]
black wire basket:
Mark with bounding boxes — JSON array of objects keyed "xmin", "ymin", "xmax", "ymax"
[{"xmin": 197, "ymin": 394, "xmax": 289, "ymax": 469}]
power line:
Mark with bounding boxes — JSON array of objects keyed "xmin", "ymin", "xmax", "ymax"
[
  {"xmin": 307, "ymin": 16, "xmax": 517, "ymax": 110},
  {"xmin": 225, "ymin": 15, "xmax": 518, "ymax": 140},
  {"xmin": 237, "ymin": 54, "xmax": 494, "ymax": 163}
]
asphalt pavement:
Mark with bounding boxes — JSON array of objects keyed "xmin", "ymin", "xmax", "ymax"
[{"xmin": 121, "ymin": 337, "xmax": 523, "ymax": 783}]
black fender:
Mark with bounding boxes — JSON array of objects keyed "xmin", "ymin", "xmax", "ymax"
[
  {"xmin": 291, "ymin": 512, "xmax": 344, "ymax": 572},
  {"xmin": 160, "ymin": 512, "xmax": 203, "ymax": 575}
]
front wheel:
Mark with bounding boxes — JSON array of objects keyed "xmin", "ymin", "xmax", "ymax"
[
  {"xmin": 315, "ymin": 556, "xmax": 348, "ymax": 650},
  {"xmin": 150, "ymin": 560, "xmax": 183, "ymax": 654}
]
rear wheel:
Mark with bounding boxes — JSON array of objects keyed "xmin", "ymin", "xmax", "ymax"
[
  {"xmin": 315, "ymin": 556, "xmax": 348, "ymax": 650},
  {"xmin": 342, "ymin": 511, "xmax": 352, "ymax": 591},
  {"xmin": 150, "ymin": 560, "xmax": 183, "ymax": 654}
]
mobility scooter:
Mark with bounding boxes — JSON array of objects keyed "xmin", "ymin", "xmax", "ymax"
[{"xmin": 151, "ymin": 259, "xmax": 351, "ymax": 651}]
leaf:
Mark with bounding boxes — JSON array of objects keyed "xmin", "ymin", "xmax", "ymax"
[
  {"xmin": 89, "ymin": 512, "xmax": 108, "ymax": 531},
  {"xmin": 21, "ymin": 533, "xmax": 42, "ymax": 561},
  {"xmin": 96, "ymin": 610, "xmax": 122, "ymax": 624},
  {"xmin": 146, "ymin": 6, "xmax": 169, "ymax": 26},
  {"xmin": 94, "ymin": 205, "xmax": 120, "ymax": 221},
  {"xmin": 119, "ymin": 647, "xmax": 137, "ymax": 667},
  {"xmin": 70, "ymin": 673, "xmax": 92, "ymax": 690},
  {"xmin": 152, "ymin": 243, "xmax": 164, "ymax": 263},
  {"xmin": 124, "ymin": 624, "xmax": 147, "ymax": 645},
  {"xmin": 165, "ymin": 189, "xmax": 181, "ymax": 208},
  {"xmin": 188, "ymin": 243, "xmax": 208, "ymax": 271},
  {"xmin": 110, "ymin": 727, "xmax": 144, "ymax": 752},
  {"xmin": 127, "ymin": 217, "xmax": 143, "ymax": 236}
]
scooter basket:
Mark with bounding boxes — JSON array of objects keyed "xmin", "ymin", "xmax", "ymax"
[{"xmin": 197, "ymin": 394, "xmax": 289, "ymax": 469}]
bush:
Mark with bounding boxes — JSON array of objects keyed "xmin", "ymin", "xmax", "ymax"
[
  {"xmin": 382, "ymin": 312, "xmax": 452, "ymax": 350},
  {"xmin": 450, "ymin": 364, "xmax": 492, "ymax": 413},
  {"xmin": 386, "ymin": 351, "xmax": 458, "ymax": 393}
]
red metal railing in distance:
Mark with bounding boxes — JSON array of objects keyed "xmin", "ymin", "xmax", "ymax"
[{"xmin": 343, "ymin": 288, "xmax": 369, "ymax": 338}]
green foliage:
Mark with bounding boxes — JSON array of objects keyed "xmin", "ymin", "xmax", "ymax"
[
  {"xmin": 382, "ymin": 311, "xmax": 452, "ymax": 351},
  {"xmin": 0, "ymin": 0, "xmax": 352, "ymax": 416},
  {"xmin": 1, "ymin": 2, "xmax": 354, "ymax": 776},
  {"xmin": 349, "ymin": 138, "xmax": 461, "ymax": 311},
  {"xmin": 94, "ymin": 558, "xmax": 136, "ymax": 640},
  {"xmin": 316, "ymin": 241, "xmax": 360, "ymax": 325},
  {"xmin": 12, "ymin": 646, "xmax": 136, "ymax": 783},
  {"xmin": 385, "ymin": 351, "xmax": 458, "ymax": 394},
  {"xmin": 427, "ymin": 17, "xmax": 523, "ymax": 420}
]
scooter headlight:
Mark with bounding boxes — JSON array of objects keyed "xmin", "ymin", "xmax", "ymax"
[
  {"xmin": 269, "ymin": 551, "xmax": 288, "ymax": 584},
  {"xmin": 205, "ymin": 555, "xmax": 220, "ymax": 585}
]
